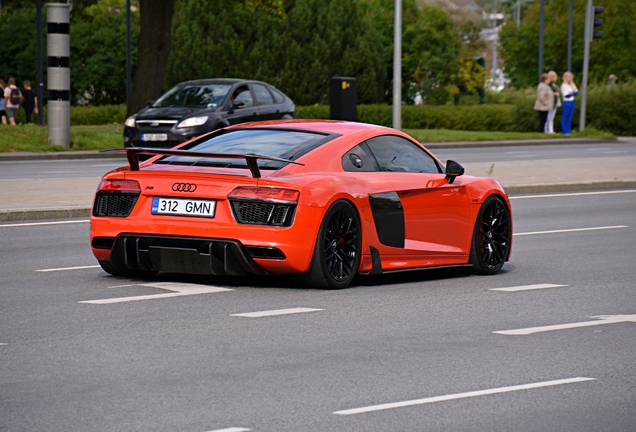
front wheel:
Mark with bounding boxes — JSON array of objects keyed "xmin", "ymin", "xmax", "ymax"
[
  {"xmin": 470, "ymin": 196, "xmax": 511, "ymax": 275},
  {"xmin": 295, "ymin": 200, "xmax": 362, "ymax": 289}
]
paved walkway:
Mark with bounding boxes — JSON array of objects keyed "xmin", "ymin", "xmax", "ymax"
[{"xmin": 1, "ymin": 138, "xmax": 635, "ymax": 222}]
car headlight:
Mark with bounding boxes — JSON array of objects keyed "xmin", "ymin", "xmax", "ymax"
[
  {"xmin": 124, "ymin": 115, "xmax": 136, "ymax": 128},
  {"xmin": 177, "ymin": 116, "xmax": 208, "ymax": 128}
]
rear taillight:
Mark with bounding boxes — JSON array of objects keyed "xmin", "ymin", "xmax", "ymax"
[
  {"xmin": 228, "ymin": 187, "xmax": 299, "ymax": 226},
  {"xmin": 228, "ymin": 186, "xmax": 299, "ymax": 204},
  {"xmin": 93, "ymin": 179, "xmax": 141, "ymax": 218},
  {"xmin": 97, "ymin": 179, "xmax": 141, "ymax": 192}
]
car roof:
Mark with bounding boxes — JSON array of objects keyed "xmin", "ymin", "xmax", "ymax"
[{"xmin": 173, "ymin": 78, "xmax": 271, "ymax": 87}]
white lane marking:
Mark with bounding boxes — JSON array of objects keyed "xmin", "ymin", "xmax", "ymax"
[
  {"xmin": 333, "ymin": 377, "xmax": 596, "ymax": 415},
  {"xmin": 0, "ymin": 343, "xmax": 7, "ymax": 346},
  {"xmin": 37, "ymin": 265, "xmax": 101, "ymax": 272},
  {"xmin": 510, "ymin": 190, "xmax": 636, "ymax": 200},
  {"xmin": 231, "ymin": 308, "xmax": 324, "ymax": 318},
  {"xmin": 205, "ymin": 428, "xmax": 251, "ymax": 432},
  {"xmin": 494, "ymin": 314, "xmax": 636, "ymax": 336},
  {"xmin": 489, "ymin": 283, "xmax": 568, "ymax": 292},
  {"xmin": 0, "ymin": 220, "xmax": 89, "ymax": 228},
  {"xmin": 514, "ymin": 225, "xmax": 628, "ymax": 236},
  {"xmin": 80, "ymin": 282, "xmax": 233, "ymax": 304}
]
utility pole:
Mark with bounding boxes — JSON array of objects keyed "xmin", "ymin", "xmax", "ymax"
[
  {"xmin": 392, "ymin": 0, "xmax": 402, "ymax": 130},
  {"xmin": 567, "ymin": 0, "xmax": 573, "ymax": 72},
  {"xmin": 126, "ymin": 0, "xmax": 131, "ymax": 111},
  {"xmin": 492, "ymin": 0, "xmax": 498, "ymax": 81},
  {"xmin": 579, "ymin": 0, "xmax": 604, "ymax": 132},
  {"xmin": 538, "ymin": 0, "xmax": 544, "ymax": 84}
]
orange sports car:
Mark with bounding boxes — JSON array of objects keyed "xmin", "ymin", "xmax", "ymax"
[{"xmin": 90, "ymin": 120, "xmax": 512, "ymax": 289}]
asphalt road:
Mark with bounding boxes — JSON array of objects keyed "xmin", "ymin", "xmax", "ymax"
[{"xmin": 1, "ymin": 189, "xmax": 635, "ymax": 431}]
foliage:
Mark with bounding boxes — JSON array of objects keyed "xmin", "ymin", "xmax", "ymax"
[
  {"xmin": 0, "ymin": 6, "xmax": 39, "ymax": 84},
  {"xmin": 499, "ymin": 0, "xmax": 636, "ymax": 88},
  {"xmin": 71, "ymin": 0, "xmax": 140, "ymax": 105},
  {"xmin": 166, "ymin": 0, "xmax": 385, "ymax": 105}
]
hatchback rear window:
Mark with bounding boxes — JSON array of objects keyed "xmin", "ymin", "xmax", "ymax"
[{"xmin": 154, "ymin": 128, "xmax": 336, "ymax": 170}]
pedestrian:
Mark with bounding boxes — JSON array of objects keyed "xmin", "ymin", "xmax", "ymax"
[
  {"xmin": 0, "ymin": 78, "xmax": 7, "ymax": 125},
  {"xmin": 560, "ymin": 72, "xmax": 578, "ymax": 136},
  {"xmin": 545, "ymin": 70, "xmax": 561, "ymax": 134},
  {"xmin": 21, "ymin": 80, "xmax": 38, "ymax": 124},
  {"xmin": 3, "ymin": 77, "xmax": 22, "ymax": 126},
  {"xmin": 606, "ymin": 74, "xmax": 617, "ymax": 87},
  {"xmin": 533, "ymin": 73, "xmax": 554, "ymax": 133}
]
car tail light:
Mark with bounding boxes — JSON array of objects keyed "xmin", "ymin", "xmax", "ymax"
[
  {"xmin": 228, "ymin": 187, "xmax": 299, "ymax": 226},
  {"xmin": 93, "ymin": 179, "xmax": 141, "ymax": 218},
  {"xmin": 97, "ymin": 179, "xmax": 141, "ymax": 192},
  {"xmin": 228, "ymin": 187, "xmax": 299, "ymax": 204}
]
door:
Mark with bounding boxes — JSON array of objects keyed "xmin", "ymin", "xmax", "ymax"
[
  {"xmin": 225, "ymin": 85, "xmax": 258, "ymax": 125},
  {"xmin": 365, "ymin": 135, "xmax": 472, "ymax": 257}
]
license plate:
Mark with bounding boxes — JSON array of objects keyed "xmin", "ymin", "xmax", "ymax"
[
  {"xmin": 151, "ymin": 197, "xmax": 216, "ymax": 218},
  {"xmin": 141, "ymin": 133, "xmax": 168, "ymax": 141}
]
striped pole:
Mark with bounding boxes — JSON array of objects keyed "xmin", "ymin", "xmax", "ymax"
[{"xmin": 46, "ymin": 3, "xmax": 71, "ymax": 147}]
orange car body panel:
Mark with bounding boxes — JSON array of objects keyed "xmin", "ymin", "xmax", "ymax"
[{"xmin": 90, "ymin": 120, "xmax": 512, "ymax": 275}]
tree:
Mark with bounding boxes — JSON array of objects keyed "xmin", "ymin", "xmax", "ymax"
[
  {"xmin": 128, "ymin": 0, "xmax": 175, "ymax": 116},
  {"xmin": 499, "ymin": 0, "xmax": 636, "ymax": 88},
  {"xmin": 166, "ymin": 0, "xmax": 385, "ymax": 105},
  {"xmin": 72, "ymin": 0, "xmax": 140, "ymax": 105},
  {"xmin": 403, "ymin": 4, "xmax": 460, "ymax": 104}
]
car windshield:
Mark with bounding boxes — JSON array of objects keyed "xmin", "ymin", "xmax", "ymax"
[
  {"xmin": 152, "ymin": 83, "xmax": 231, "ymax": 108},
  {"xmin": 154, "ymin": 129, "xmax": 335, "ymax": 170}
]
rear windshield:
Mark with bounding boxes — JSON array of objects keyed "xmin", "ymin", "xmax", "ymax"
[{"xmin": 154, "ymin": 128, "xmax": 335, "ymax": 171}]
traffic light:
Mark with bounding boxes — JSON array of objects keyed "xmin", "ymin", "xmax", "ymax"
[{"xmin": 592, "ymin": 5, "xmax": 604, "ymax": 40}]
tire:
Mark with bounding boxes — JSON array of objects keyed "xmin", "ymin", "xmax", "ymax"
[
  {"xmin": 469, "ymin": 196, "xmax": 511, "ymax": 275},
  {"xmin": 295, "ymin": 200, "xmax": 362, "ymax": 289}
]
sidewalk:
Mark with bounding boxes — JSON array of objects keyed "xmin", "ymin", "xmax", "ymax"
[{"xmin": 1, "ymin": 138, "xmax": 634, "ymax": 222}]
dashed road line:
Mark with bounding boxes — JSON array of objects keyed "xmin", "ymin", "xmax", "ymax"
[
  {"xmin": 489, "ymin": 283, "xmax": 568, "ymax": 292},
  {"xmin": 514, "ymin": 225, "xmax": 628, "ymax": 236},
  {"xmin": 204, "ymin": 428, "xmax": 251, "ymax": 432},
  {"xmin": 0, "ymin": 220, "xmax": 89, "ymax": 228},
  {"xmin": 510, "ymin": 190, "xmax": 636, "ymax": 200},
  {"xmin": 231, "ymin": 308, "xmax": 324, "ymax": 318},
  {"xmin": 37, "ymin": 265, "xmax": 101, "ymax": 272},
  {"xmin": 494, "ymin": 314, "xmax": 636, "ymax": 336},
  {"xmin": 80, "ymin": 282, "xmax": 232, "ymax": 304},
  {"xmin": 333, "ymin": 377, "xmax": 596, "ymax": 415}
]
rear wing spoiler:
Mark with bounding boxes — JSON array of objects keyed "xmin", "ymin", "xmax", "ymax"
[{"xmin": 100, "ymin": 147, "xmax": 303, "ymax": 179}]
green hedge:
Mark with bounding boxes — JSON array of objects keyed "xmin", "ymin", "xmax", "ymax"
[
  {"xmin": 297, "ymin": 104, "xmax": 517, "ymax": 132},
  {"xmin": 13, "ymin": 104, "xmax": 127, "ymax": 126}
]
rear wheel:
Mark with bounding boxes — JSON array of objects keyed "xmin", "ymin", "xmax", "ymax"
[
  {"xmin": 470, "ymin": 196, "xmax": 511, "ymax": 275},
  {"xmin": 295, "ymin": 200, "xmax": 361, "ymax": 289}
]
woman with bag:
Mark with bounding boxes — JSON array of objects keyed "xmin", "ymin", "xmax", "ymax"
[{"xmin": 534, "ymin": 74, "xmax": 554, "ymax": 133}]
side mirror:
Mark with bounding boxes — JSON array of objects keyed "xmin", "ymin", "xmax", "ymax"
[
  {"xmin": 445, "ymin": 160, "xmax": 464, "ymax": 184},
  {"xmin": 146, "ymin": 100, "xmax": 155, "ymax": 107},
  {"xmin": 232, "ymin": 102, "xmax": 245, "ymax": 110}
]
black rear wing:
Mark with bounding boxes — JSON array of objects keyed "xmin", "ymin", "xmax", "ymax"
[{"xmin": 100, "ymin": 147, "xmax": 303, "ymax": 179}]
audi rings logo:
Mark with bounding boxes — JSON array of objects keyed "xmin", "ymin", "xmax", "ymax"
[{"xmin": 172, "ymin": 183, "xmax": 197, "ymax": 192}]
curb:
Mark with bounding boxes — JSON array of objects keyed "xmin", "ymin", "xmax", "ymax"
[
  {"xmin": 0, "ymin": 151, "xmax": 126, "ymax": 161},
  {"xmin": 2, "ymin": 180, "xmax": 634, "ymax": 223}
]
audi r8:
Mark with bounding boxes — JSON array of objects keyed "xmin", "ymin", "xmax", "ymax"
[
  {"xmin": 123, "ymin": 79, "xmax": 295, "ymax": 148},
  {"xmin": 92, "ymin": 120, "xmax": 512, "ymax": 289}
]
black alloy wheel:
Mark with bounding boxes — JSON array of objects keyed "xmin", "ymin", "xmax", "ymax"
[
  {"xmin": 98, "ymin": 250, "xmax": 157, "ymax": 278},
  {"xmin": 470, "ymin": 196, "xmax": 511, "ymax": 275},
  {"xmin": 296, "ymin": 200, "xmax": 362, "ymax": 289}
]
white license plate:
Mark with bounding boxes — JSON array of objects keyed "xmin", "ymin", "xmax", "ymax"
[
  {"xmin": 151, "ymin": 197, "xmax": 216, "ymax": 218},
  {"xmin": 141, "ymin": 133, "xmax": 168, "ymax": 141}
]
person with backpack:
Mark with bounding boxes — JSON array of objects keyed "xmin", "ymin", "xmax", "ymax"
[{"xmin": 4, "ymin": 77, "xmax": 22, "ymax": 126}]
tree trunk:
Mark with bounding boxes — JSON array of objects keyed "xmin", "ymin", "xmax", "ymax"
[{"xmin": 127, "ymin": 0, "xmax": 175, "ymax": 117}]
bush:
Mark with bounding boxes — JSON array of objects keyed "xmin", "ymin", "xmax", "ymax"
[
  {"xmin": 13, "ymin": 104, "xmax": 126, "ymax": 126},
  {"xmin": 298, "ymin": 104, "xmax": 517, "ymax": 131}
]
